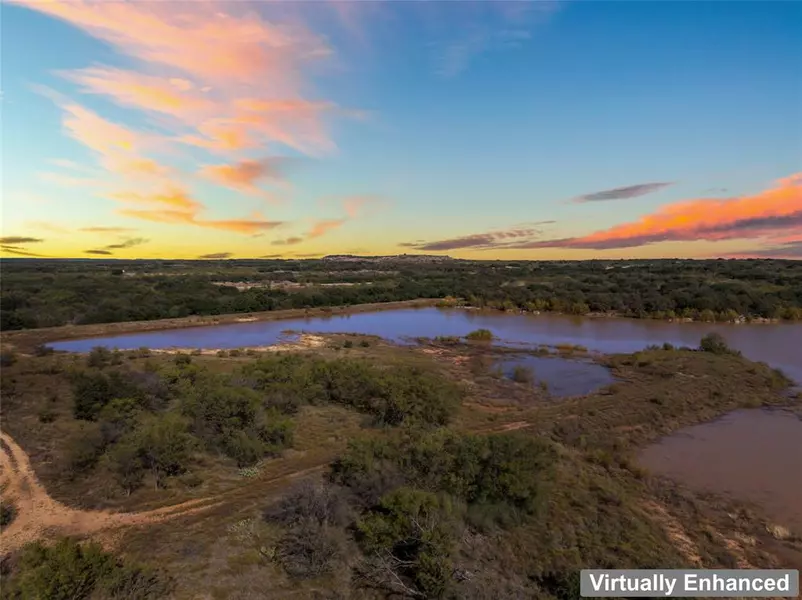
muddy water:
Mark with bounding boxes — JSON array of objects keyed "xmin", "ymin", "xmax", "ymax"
[
  {"xmin": 495, "ymin": 355, "xmax": 615, "ymax": 398},
  {"xmin": 48, "ymin": 307, "xmax": 802, "ymax": 383},
  {"xmin": 639, "ymin": 409, "xmax": 802, "ymax": 535}
]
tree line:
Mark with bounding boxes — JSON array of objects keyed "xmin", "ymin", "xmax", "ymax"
[{"xmin": 2, "ymin": 258, "xmax": 801, "ymax": 329}]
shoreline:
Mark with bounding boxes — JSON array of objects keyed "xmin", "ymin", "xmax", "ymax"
[
  {"xmin": 1, "ymin": 299, "xmax": 794, "ymax": 353},
  {"xmin": 0, "ymin": 299, "xmax": 441, "ymax": 352}
]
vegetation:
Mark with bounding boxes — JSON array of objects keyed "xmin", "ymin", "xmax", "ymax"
[
  {"xmin": 1, "ymin": 330, "xmax": 800, "ymax": 599},
  {"xmin": 2, "ymin": 258, "xmax": 802, "ymax": 330},
  {"xmin": 1, "ymin": 537, "xmax": 172, "ymax": 600},
  {"xmin": 699, "ymin": 332, "xmax": 742, "ymax": 356},
  {"xmin": 465, "ymin": 328, "xmax": 494, "ymax": 341}
]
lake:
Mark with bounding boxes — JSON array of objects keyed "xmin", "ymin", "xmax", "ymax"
[
  {"xmin": 48, "ymin": 307, "xmax": 802, "ymax": 382},
  {"xmin": 639, "ymin": 408, "xmax": 802, "ymax": 537}
]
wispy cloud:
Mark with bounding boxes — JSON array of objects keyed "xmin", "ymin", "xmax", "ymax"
[
  {"xmin": 431, "ymin": 2, "xmax": 560, "ymax": 78},
  {"xmin": 502, "ymin": 173, "xmax": 802, "ymax": 251},
  {"xmin": 402, "ymin": 227, "xmax": 544, "ymax": 252},
  {"xmin": 0, "ymin": 236, "xmax": 44, "ymax": 245},
  {"xmin": 104, "ymin": 237, "xmax": 149, "ymax": 250},
  {"xmin": 80, "ymin": 226, "xmax": 137, "ymax": 233},
  {"xmin": 435, "ymin": 29, "xmax": 531, "ymax": 78},
  {"xmin": 572, "ymin": 182, "xmax": 674, "ymax": 203},
  {"xmin": 85, "ymin": 249, "xmax": 113, "ymax": 256},
  {"xmin": 198, "ymin": 252, "xmax": 232, "ymax": 259},
  {"xmin": 1, "ymin": 245, "xmax": 49, "ymax": 257},
  {"xmin": 271, "ymin": 236, "xmax": 305, "ymax": 246},
  {"xmin": 11, "ymin": 0, "xmax": 366, "ymax": 236},
  {"xmin": 199, "ymin": 157, "xmax": 292, "ymax": 199}
]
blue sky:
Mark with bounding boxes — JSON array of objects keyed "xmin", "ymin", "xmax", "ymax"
[{"xmin": 2, "ymin": 1, "xmax": 800, "ymax": 259}]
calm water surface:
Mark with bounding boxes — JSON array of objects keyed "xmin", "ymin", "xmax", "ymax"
[
  {"xmin": 495, "ymin": 355, "xmax": 615, "ymax": 398},
  {"xmin": 638, "ymin": 409, "xmax": 802, "ymax": 535},
  {"xmin": 49, "ymin": 307, "xmax": 802, "ymax": 382}
]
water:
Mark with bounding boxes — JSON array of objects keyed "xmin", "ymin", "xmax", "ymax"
[
  {"xmin": 639, "ymin": 409, "xmax": 802, "ymax": 536},
  {"xmin": 48, "ymin": 307, "xmax": 802, "ymax": 382},
  {"xmin": 495, "ymin": 355, "xmax": 615, "ymax": 398}
]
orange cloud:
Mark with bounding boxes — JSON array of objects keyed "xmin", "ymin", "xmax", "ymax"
[
  {"xmin": 115, "ymin": 186, "xmax": 283, "ymax": 235},
  {"xmin": 503, "ymin": 174, "xmax": 802, "ymax": 250},
  {"xmin": 307, "ymin": 218, "xmax": 346, "ymax": 239},
  {"xmin": 16, "ymin": 1, "xmax": 354, "ymax": 157},
  {"xmin": 11, "ymin": 0, "xmax": 370, "ymax": 238},
  {"xmin": 199, "ymin": 157, "xmax": 289, "ymax": 198}
]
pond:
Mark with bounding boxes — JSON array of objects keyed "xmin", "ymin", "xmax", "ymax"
[
  {"xmin": 48, "ymin": 307, "xmax": 802, "ymax": 382},
  {"xmin": 494, "ymin": 354, "xmax": 615, "ymax": 398},
  {"xmin": 638, "ymin": 409, "xmax": 802, "ymax": 536}
]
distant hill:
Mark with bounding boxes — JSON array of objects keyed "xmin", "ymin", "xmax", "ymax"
[{"xmin": 321, "ymin": 254, "xmax": 455, "ymax": 263}]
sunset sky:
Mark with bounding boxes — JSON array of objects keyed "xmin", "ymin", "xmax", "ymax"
[{"xmin": 2, "ymin": 1, "xmax": 800, "ymax": 260}]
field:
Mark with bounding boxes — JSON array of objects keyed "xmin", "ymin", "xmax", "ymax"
[{"xmin": 2, "ymin": 328, "xmax": 801, "ymax": 599}]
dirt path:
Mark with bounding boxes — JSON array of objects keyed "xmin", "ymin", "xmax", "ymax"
[
  {"xmin": 0, "ymin": 432, "xmax": 224, "ymax": 554},
  {"xmin": 0, "ymin": 431, "xmax": 338, "ymax": 555}
]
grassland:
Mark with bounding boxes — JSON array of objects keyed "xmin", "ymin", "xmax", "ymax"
[{"xmin": 1, "ymin": 333, "xmax": 801, "ymax": 599}]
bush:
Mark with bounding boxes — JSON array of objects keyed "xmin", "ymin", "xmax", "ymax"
[
  {"xmin": 511, "ymin": 365, "xmax": 534, "ymax": 384},
  {"xmin": 180, "ymin": 378, "xmax": 294, "ymax": 466},
  {"xmin": 264, "ymin": 480, "xmax": 353, "ymax": 528},
  {"xmin": 124, "ymin": 414, "xmax": 196, "ymax": 487},
  {"xmin": 332, "ymin": 430, "xmax": 554, "ymax": 527},
  {"xmin": 65, "ymin": 423, "xmax": 107, "ymax": 477},
  {"xmin": 357, "ymin": 488, "xmax": 460, "ymax": 598},
  {"xmin": 699, "ymin": 332, "xmax": 741, "ymax": 356},
  {"xmin": 173, "ymin": 352, "xmax": 192, "ymax": 366},
  {"xmin": 465, "ymin": 329, "xmax": 494, "ymax": 341},
  {"xmin": 3, "ymin": 537, "xmax": 172, "ymax": 600},
  {"xmin": 86, "ymin": 346, "xmax": 113, "ymax": 368},
  {"xmin": 276, "ymin": 522, "xmax": 347, "ymax": 579},
  {"xmin": 106, "ymin": 439, "xmax": 146, "ymax": 495}
]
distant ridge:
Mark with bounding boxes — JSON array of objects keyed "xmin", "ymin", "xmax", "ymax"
[{"xmin": 321, "ymin": 253, "xmax": 455, "ymax": 263}]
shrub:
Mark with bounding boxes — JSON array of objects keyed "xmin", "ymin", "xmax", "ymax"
[
  {"xmin": 106, "ymin": 439, "xmax": 146, "ymax": 495},
  {"xmin": 180, "ymin": 379, "xmax": 294, "ymax": 466},
  {"xmin": 465, "ymin": 329, "xmax": 494, "ymax": 341},
  {"xmin": 332, "ymin": 430, "xmax": 554, "ymax": 527},
  {"xmin": 3, "ymin": 537, "xmax": 172, "ymax": 600},
  {"xmin": 510, "ymin": 365, "xmax": 534, "ymax": 384},
  {"xmin": 357, "ymin": 488, "xmax": 460, "ymax": 598},
  {"xmin": 360, "ymin": 340, "xmax": 371, "ymax": 348},
  {"xmin": 130, "ymin": 414, "xmax": 196, "ymax": 487},
  {"xmin": 343, "ymin": 340, "xmax": 354, "ymax": 349},
  {"xmin": 86, "ymin": 346, "xmax": 113, "ymax": 368},
  {"xmin": 264, "ymin": 480, "xmax": 353, "ymax": 528},
  {"xmin": 173, "ymin": 352, "xmax": 192, "ymax": 366},
  {"xmin": 65, "ymin": 423, "xmax": 107, "ymax": 477},
  {"xmin": 699, "ymin": 332, "xmax": 740, "ymax": 356},
  {"xmin": 276, "ymin": 522, "xmax": 347, "ymax": 579}
]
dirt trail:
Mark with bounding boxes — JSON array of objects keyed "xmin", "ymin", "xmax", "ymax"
[{"xmin": 0, "ymin": 432, "xmax": 222, "ymax": 554}]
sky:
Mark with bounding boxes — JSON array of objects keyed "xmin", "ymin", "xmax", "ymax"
[{"xmin": 1, "ymin": 0, "xmax": 801, "ymax": 260}]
